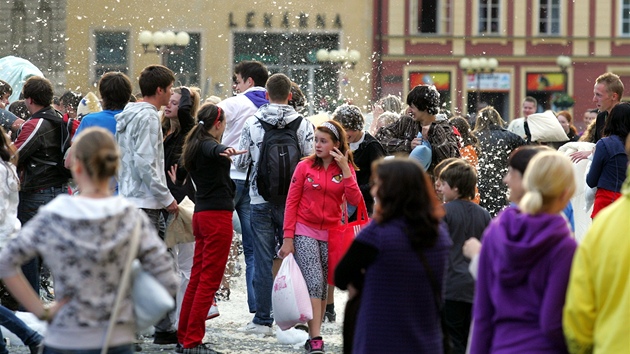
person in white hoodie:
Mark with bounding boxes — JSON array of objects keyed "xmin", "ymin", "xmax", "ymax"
[
  {"xmin": 217, "ymin": 61, "xmax": 269, "ymax": 313},
  {"xmin": 115, "ymin": 65, "xmax": 178, "ymax": 228},
  {"xmin": 234, "ymin": 73, "xmax": 314, "ymax": 335}
]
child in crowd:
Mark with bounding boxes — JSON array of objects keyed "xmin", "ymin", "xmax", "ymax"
[
  {"xmin": 177, "ymin": 104, "xmax": 244, "ymax": 354},
  {"xmin": 470, "ymin": 151, "xmax": 577, "ymax": 353},
  {"xmin": 279, "ymin": 120, "xmax": 363, "ymax": 354},
  {"xmin": 436, "ymin": 160, "xmax": 490, "ymax": 354}
]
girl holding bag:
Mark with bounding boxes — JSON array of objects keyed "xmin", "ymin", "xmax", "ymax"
[{"xmin": 279, "ymin": 120, "xmax": 363, "ymax": 354}]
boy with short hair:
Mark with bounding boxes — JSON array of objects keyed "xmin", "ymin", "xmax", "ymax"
[
  {"xmin": 234, "ymin": 73, "xmax": 314, "ymax": 335},
  {"xmin": 437, "ymin": 160, "xmax": 491, "ymax": 354}
]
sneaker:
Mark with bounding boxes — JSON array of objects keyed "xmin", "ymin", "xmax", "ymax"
[
  {"xmin": 206, "ymin": 299, "xmax": 220, "ymax": 320},
  {"xmin": 182, "ymin": 343, "xmax": 220, "ymax": 354},
  {"xmin": 174, "ymin": 343, "xmax": 184, "ymax": 354},
  {"xmin": 154, "ymin": 330, "xmax": 179, "ymax": 344},
  {"xmin": 238, "ymin": 321, "xmax": 273, "ymax": 336},
  {"xmin": 323, "ymin": 310, "xmax": 336, "ymax": 323},
  {"xmin": 305, "ymin": 338, "xmax": 325, "ymax": 354},
  {"xmin": 28, "ymin": 342, "xmax": 43, "ymax": 354}
]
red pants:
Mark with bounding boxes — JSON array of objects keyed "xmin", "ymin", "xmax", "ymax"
[
  {"xmin": 178, "ymin": 210, "xmax": 233, "ymax": 347},
  {"xmin": 591, "ymin": 188, "xmax": 621, "ymax": 218}
]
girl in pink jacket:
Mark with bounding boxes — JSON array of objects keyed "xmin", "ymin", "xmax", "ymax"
[{"xmin": 279, "ymin": 120, "xmax": 363, "ymax": 354}]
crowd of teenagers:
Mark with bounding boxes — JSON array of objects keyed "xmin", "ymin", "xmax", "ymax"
[{"xmin": 0, "ymin": 62, "xmax": 628, "ymax": 354}]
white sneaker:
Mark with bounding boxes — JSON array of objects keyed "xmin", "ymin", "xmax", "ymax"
[
  {"xmin": 206, "ymin": 299, "xmax": 219, "ymax": 320},
  {"xmin": 238, "ymin": 321, "xmax": 273, "ymax": 336}
]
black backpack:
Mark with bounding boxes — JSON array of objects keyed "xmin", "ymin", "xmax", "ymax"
[{"xmin": 256, "ymin": 117, "xmax": 303, "ymax": 204}]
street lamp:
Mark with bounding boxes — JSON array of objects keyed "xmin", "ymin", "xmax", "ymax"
[
  {"xmin": 316, "ymin": 48, "xmax": 361, "ymax": 69},
  {"xmin": 138, "ymin": 30, "xmax": 190, "ymax": 55},
  {"xmin": 556, "ymin": 55, "xmax": 572, "ymax": 73},
  {"xmin": 459, "ymin": 57, "xmax": 499, "ymax": 114}
]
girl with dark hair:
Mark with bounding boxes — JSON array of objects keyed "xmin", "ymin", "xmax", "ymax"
[
  {"xmin": 586, "ymin": 102, "xmax": 630, "ymax": 217},
  {"xmin": 177, "ymin": 104, "xmax": 244, "ymax": 353},
  {"xmin": 335, "ymin": 158, "xmax": 450, "ymax": 353},
  {"xmin": 473, "ymin": 106, "xmax": 525, "ymax": 217},
  {"xmin": 279, "ymin": 119, "xmax": 363, "ymax": 354}
]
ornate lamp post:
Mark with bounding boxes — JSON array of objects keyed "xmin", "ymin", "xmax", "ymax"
[{"xmin": 459, "ymin": 57, "xmax": 499, "ymax": 114}]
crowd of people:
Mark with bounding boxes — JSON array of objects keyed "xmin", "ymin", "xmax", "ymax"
[{"xmin": 0, "ymin": 62, "xmax": 628, "ymax": 354}]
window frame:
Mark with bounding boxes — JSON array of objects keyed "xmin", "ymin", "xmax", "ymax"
[
  {"xmin": 409, "ymin": 0, "xmax": 452, "ymax": 35},
  {"xmin": 478, "ymin": 0, "xmax": 501, "ymax": 35},
  {"xmin": 538, "ymin": 0, "xmax": 561, "ymax": 36},
  {"xmin": 91, "ymin": 30, "xmax": 130, "ymax": 85}
]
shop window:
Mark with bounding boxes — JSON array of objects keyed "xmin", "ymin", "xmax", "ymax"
[
  {"xmin": 93, "ymin": 31, "xmax": 129, "ymax": 83},
  {"xmin": 539, "ymin": 0, "xmax": 560, "ymax": 35},
  {"xmin": 408, "ymin": 71, "xmax": 452, "ymax": 110},
  {"xmin": 479, "ymin": 0, "xmax": 501, "ymax": 34},
  {"xmin": 411, "ymin": 0, "xmax": 452, "ymax": 34}
]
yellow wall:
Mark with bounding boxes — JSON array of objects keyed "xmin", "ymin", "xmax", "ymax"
[{"xmin": 65, "ymin": 0, "xmax": 372, "ymax": 108}]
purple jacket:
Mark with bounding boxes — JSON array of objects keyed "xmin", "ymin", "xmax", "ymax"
[{"xmin": 470, "ymin": 207, "xmax": 576, "ymax": 354}]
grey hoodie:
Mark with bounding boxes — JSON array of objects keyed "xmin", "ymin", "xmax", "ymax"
[
  {"xmin": 115, "ymin": 102, "xmax": 174, "ymax": 209},
  {"xmin": 234, "ymin": 103, "xmax": 314, "ymax": 204}
]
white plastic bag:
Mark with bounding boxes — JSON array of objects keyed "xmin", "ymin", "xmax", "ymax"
[{"xmin": 272, "ymin": 253, "xmax": 312, "ymax": 330}]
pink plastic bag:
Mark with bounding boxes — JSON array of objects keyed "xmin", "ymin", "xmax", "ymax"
[{"xmin": 272, "ymin": 253, "xmax": 313, "ymax": 330}]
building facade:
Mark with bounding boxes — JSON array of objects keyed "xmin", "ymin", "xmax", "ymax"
[
  {"xmin": 0, "ymin": 0, "xmax": 67, "ymax": 90},
  {"xmin": 375, "ymin": 0, "xmax": 630, "ymax": 129},
  {"xmin": 64, "ymin": 0, "xmax": 373, "ymax": 114}
]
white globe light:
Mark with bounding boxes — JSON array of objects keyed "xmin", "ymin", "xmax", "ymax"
[
  {"xmin": 175, "ymin": 31, "xmax": 190, "ymax": 46},
  {"xmin": 488, "ymin": 58, "xmax": 499, "ymax": 70},
  {"xmin": 152, "ymin": 31, "xmax": 166, "ymax": 46},
  {"xmin": 163, "ymin": 31, "xmax": 176, "ymax": 46},
  {"xmin": 329, "ymin": 50, "xmax": 341, "ymax": 62},
  {"xmin": 316, "ymin": 49, "xmax": 330, "ymax": 62},
  {"xmin": 470, "ymin": 58, "xmax": 481, "ymax": 70},
  {"xmin": 478, "ymin": 57, "xmax": 489, "ymax": 70},
  {"xmin": 138, "ymin": 30, "xmax": 153, "ymax": 45},
  {"xmin": 348, "ymin": 49, "xmax": 361, "ymax": 63},
  {"xmin": 459, "ymin": 58, "xmax": 471, "ymax": 70}
]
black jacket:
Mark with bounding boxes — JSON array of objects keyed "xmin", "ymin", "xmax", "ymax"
[
  {"xmin": 352, "ymin": 132, "xmax": 386, "ymax": 215},
  {"xmin": 15, "ymin": 106, "xmax": 69, "ymax": 192}
]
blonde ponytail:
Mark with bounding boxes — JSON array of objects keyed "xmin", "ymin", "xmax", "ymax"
[{"xmin": 518, "ymin": 151, "xmax": 575, "ymax": 215}]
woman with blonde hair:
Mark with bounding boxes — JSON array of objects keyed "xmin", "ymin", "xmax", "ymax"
[{"xmin": 470, "ymin": 150, "xmax": 577, "ymax": 353}]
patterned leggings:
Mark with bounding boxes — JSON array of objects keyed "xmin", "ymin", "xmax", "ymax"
[{"xmin": 293, "ymin": 235, "xmax": 328, "ymax": 300}]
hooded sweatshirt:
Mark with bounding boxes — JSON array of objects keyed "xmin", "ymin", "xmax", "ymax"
[
  {"xmin": 470, "ymin": 207, "xmax": 576, "ymax": 354},
  {"xmin": 218, "ymin": 86, "xmax": 268, "ymax": 180},
  {"xmin": 115, "ymin": 102, "xmax": 174, "ymax": 209},
  {"xmin": 0, "ymin": 195, "xmax": 178, "ymax": 349},
  {"xmin": 234, "ymin": 103, "xmax": 314, "ymax": 204}
]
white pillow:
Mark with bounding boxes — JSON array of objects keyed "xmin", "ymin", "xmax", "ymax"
[{"xmin": 527, "ymin": 110, "xmax": 569, "ymax": 142}]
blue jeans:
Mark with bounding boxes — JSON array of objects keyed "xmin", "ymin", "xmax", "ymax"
[
  {"xmin": 250, "ymin": 202, "xmax": 285, "ymax": 326},
  {"xmin": 43, "ymin": 345, "xmax": 133, "ymax": 354},
  {"xmin": 0, "ymin": 305, "xmax": 43, "ymax": 354},
  {"xmin": 18, "ymin": 186, "xmax": 68, "ymax": 294},
  {"xmin": 233, "ymin": 179, "xmax": 256, "ymax": 313}
]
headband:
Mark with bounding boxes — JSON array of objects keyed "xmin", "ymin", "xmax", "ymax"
[{"xmin": 322, "ymin": 121, "xmax": 340, "ymax": 140}]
